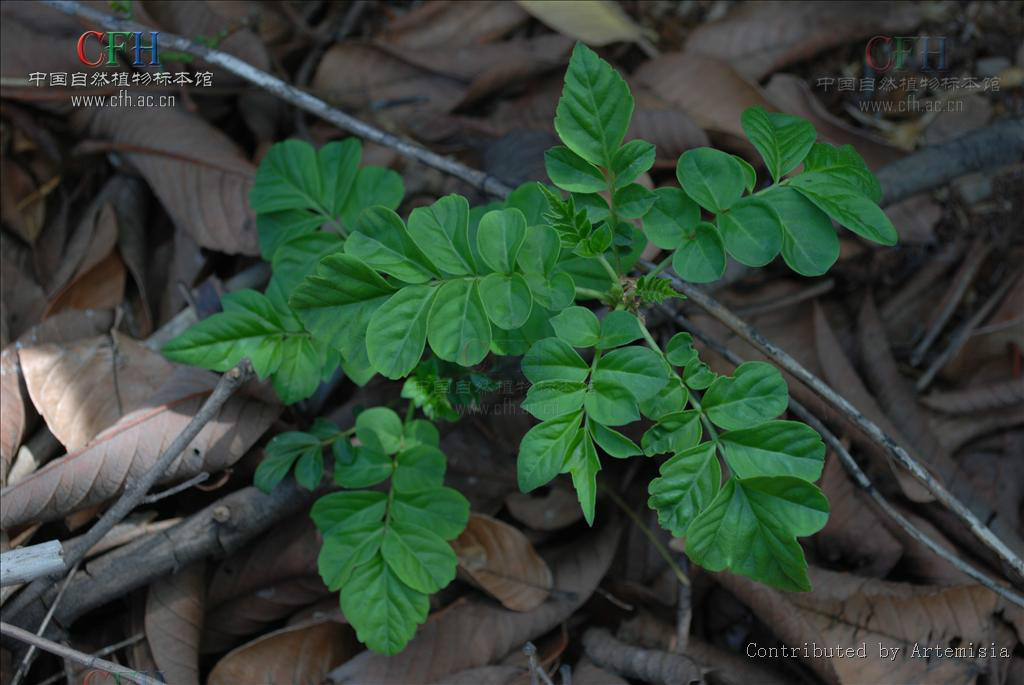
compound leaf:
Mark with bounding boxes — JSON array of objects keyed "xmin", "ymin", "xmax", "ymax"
[{"xmin": 254, "ymin": 431, "xmax": 321, "ymax": 493}]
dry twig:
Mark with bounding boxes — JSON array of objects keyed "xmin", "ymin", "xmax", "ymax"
[{"xmin": 582, "ymin": 628, "xmax": 702, "ymax": 685}]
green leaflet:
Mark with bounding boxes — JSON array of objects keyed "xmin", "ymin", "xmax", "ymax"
[
  {"xmin": 665, "ymin": 333, "xmax": 698, "ymax": 366},
  {"xmin": 339, "ymin": 166, "xmax": 404, "ymax": 229},
  {"xmin": 719, "ymin": 420, "xmax": 825, "ymax": 481},
  {"xmin": 612, "ymin": 184, "xmax": 657, "ymax": 219},
  {"xmin": 367, "ymin": 285, "xmax": 438, "ymax": 380},
  {"xmin": 643, "ymin": 187, "xmax": 700, "ymax": 250},
  {"xmin": 522, "ymin": 338, "xmax": 589, "ymax": 383},
  {"xmin": 672, "ymin": 222, "xmax": 726, "ymax": 283},
  {"xmin": 592, "ymin": 346, "xmax": 669, "ymax": 401},
  {"xmin": 647, "ymin": 442, "xmax": 721, "ymax": 537},
  {"xmin": 477, "ymin": 208, "xmax": 527, "ymax": 274},
  {"xmin": 427, "ymin": 279, "xmax": 492, "ymax": 366},
  {"xmin": 356, "ymin": 407, "xmax": 404, "ymax": 454},
  {"xmin": 522, "ymin": 380, "xmax": 587, "ymax": 421},
  {"xmin": 677, "ymin": 148, "xmax": 746, "ymax": 214},
  {"xmin": 408, "ymin": 194, "xmax": 476, "ymax": 276},
  {"xmin": 289, "ymin": 253, "xmax": 395, "ymax": 359},
  {"xmin": 393, "ymin": 445, "xmax": 446, "ymax": 493},
  {"xmin": 346, "ymin": 207, "xmax": 438, "ymax": 284},
  {"xmin": 685, "ymin": 477, "xmax": 829, "ymax": 592},
  {"xmin": 565, "ymin": 426, "xmax": 601, "ymax": 525},
  {"xmin": 589, "ymin": 421, "xmax": 641, "ymax": 458},
  {"xmin": 381, "ymin": 520, "xmax": 458, "ymax": 593},
  {"xmin": 271, "ymin": 232, "xmax": 345, "ymax": 296},
  {"xmin": 611, "ymin": 140, "xmax": 655, "ymax": 190},
  {"xmin": 518, "ymin": 410, "xmax": 583, "ymax": 492},
  {"xmin": 554, "ymin": 42, "xmax": 634, "ymax": 168},
  {"xmin": 740, "ymin": 106, "xmax": 816, "ymax": 184},
  {"xmin": 760, "ymin": 186, "xmax": 839, "ymax": 277},
  {"xmin": 479, "ymin": 273, "xmax": 533, "ymax": 330},
  {"xmin": 390, "ymin": 487, "xmax": 470, "ymax": 540},
  {"xmin": 255, "ymin": 431, "xmax": 323, "ymax": 493},
  {"xmin": 545, "ymin": 145, "xmax": 607, "ymax": 194},
  {"xmin": 551, "ymin": 306, "xmax": 601, "ymax": 348},
  {"xmin": 702, "ymin": 361, "xmax": 788, "ymax": 430},
  {"xmin": 641, "ymin": 410, "xmax": 702, "ymax": 456},
  {"xmin": 597, "ymin": 311, "xmax": 643, "ymax": 349},
  {"xmin": 341, "ymin": 555, "xmax": 429, "ymax": 654},
  {"xmin": 717, "ymin": 199, "xmax": 783, "ymax": 267},
  {"xmin": 788, "ymin": 173, "xmax": 898, "ymax": 246},
  {"xmin": 802, "ymin": 142, "xmax": 882, "ymax": 203},
  {"xmin": 584, "ymin": 379, "xmax": 640, "ymax": 426}
]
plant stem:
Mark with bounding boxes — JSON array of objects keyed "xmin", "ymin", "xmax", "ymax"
[
  {"xmin": 596, "ymin": 253, "xmax": 621, "ymax": 286},
  {"xmin": 648, "ymin": 254, "xmax": 673, "ymax": 277},
  {"xmin": 575, "ymin": 286, "xmax": 608, "ymax": 301},
  {"xmin": 602, "ymin": 486, "xmax": 689, "ymax": 587}
]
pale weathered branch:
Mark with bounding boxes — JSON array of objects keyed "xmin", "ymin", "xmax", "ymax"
[{"xmin": 0, "ymin": 541, "xmax": 64, "ymax": 588}]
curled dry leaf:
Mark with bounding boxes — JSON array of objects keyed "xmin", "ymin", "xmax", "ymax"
[
  {"xmin": 685, "ymin": 1, "xmax": 924, "ymax": 80},
  {"xmin": 1, "ymin": 235, "xmax": 46, "ymax": 344},
  {"xmin": 207, "ymin": 619, "xmax": 359, "ymax": 685},
  {"xmin": 505, "ymin": 485, "xmax": 582, "ymax": 531},
  {"xmin": 19, "ymin": 331, "xmax": 174, "ymax": 450},
  {"xmin": 518, "ymin": 1, "xmax": 655, "ymax": 49},
  {"xmin": 721, "ymin": 566, "xmax": 1019, "ymax": 685},
  {"xmin": 145, "ymin": 562, "xmax": 205, "ymax": 685},
  {"xmin": 329, "ymin": 522, "xmax": 622, "ymax": 684},
  {"xmin": 207, "ymin": 515, "xmax": 321, "ymax": 607},
  {"xmin": 45, "ymin": 250, "xmax": 126, "ymax": 317},
  {"xmin": 202, "ymin": 575, "xmax": 331, "ymax": 654},
  {"xmin": 922, "ymin": 380, "xmax": 1024, "ymax": 414},
  {"xmin": 0, "ymin": 367, "xmax": 278, "ymax": 528},
  {"xmin": 452, "ymin": 513, "xmax": 553, "ymax": 612},
  {"xmin": 72, "ymin": 105, "xmax": 259, "ymax": 256}
]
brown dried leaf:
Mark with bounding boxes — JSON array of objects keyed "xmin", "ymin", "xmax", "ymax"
[
  {"xmin": 145, "ymin": 562, "xmax": 205, "ymax": 685},
  {"xmin": 207, "ymin": 515, "xmax": 321, "ymax": 607},
  {"xmin": 633, "ymin": 52, "xmax": 773, "ymax": 143},
  {"xmin": 721, "ymin": 567, "xmax": 1018, "ymax": 685},
  {"xmin": 207, "ymin": 619, "xmax": 358, "ymax": 685},
  {"xmin": 812, "ymin": 302, "xmax": 933, "ymax": 502},
  {"xmin": 518, "ymin": 1, "xmax": 655, "ymax": 48},
  {"xmin": 811, "ymin": 454, "xmax": 903, "ymax": 577},
  {"xmin": 72, "ymin": 106, "xmax": 259, "ymax": 256},
  {"xmin": 686, "ymin": 2, "xmax": 923, "ymax": 80},
  {"xmin": 1, "ymin": 234, "xmax": 46, "ymax": 345},
  {"xmin": 45, "ymin": 250, "xmax": 126, "ymax": 317},
  {"xmin": 432, "ymin": 666, "xmax": 526, "ymax": 685},
  {"xmin": 0, "ymin": 348, "xmax": 26, "ymax": 479},
  {"xmin": 202, "ymin": 575, "xmax": 331, "ymax": 654},
  {"xmin": 19, "ymin": 332, "xmax": 174, "ymax": 450},
  {"xmin": 505, "ymin": 485, "xmax": 582, "ymax": 531},
  {"xmin": 922, "ymin": 380, "xmax": 1024, "ymax": 414},
  {"xmin": 381, "ymin": 1, "xmax": 527, "ymax": 49},
  {"xmin": 329, "ymin": 521, "xmax": 622, "ymax": 684},
  {"xmin": 0, "ymin": 367, "xmax": 278, "ymax": 528},
  {"xmin": 572, "ymin": 658, "xmax": 627, "ymax": 685},
  {"xmin": 452, "ymin": 513, "xmax": 553, "ymax": 612}
]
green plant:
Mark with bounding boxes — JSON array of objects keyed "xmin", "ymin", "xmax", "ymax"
[{"xmin": 164, "ymin": 42, "xmax": 896, "ymax": 654}]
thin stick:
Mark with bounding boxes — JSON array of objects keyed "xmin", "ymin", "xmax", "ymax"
[
  {"xmin": 523, "ymin": 642, "xmax": 555, "ymax": 685},
  {"xmin": 33, "ymin": 633, "xmax": 146, "ymax": 685},
  {"xmin": 6, "ymin": 361, "xmax": 253, "ymax": 620},
  {"xmin": 602, "ymin": 487, "xmax": 689, "ymax": 588},
  {"xmin": 141, "ymin": 472, "xmax": 209, "ymax": 504},
  {"xmin": 42, "ymin": 0, "xmax": 1024, "ymax": 584},
  {"xmin": 663, "ymin": 306, "xmax": 1024, "ymax": 608},
  {"xmin": 42, "ymin": 0, "xmax": 513, "ymax": 199},
  {"xmin": 10, "ymin": 561, "xmax": 80, "ymax": 685},
  {"xmin": 0, "ymin": 622, "xmax": 162, "ymax": 685}
]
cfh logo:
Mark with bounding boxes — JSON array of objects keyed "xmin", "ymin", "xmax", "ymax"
[
  {"xmin": 865, "ymin": 35, "xmax": 948, "ymax": 72},
  {"xmin": 76, "ymin": 31, "xmax": 160, "ymax": 67}
]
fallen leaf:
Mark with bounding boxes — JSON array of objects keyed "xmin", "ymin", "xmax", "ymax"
[
  {"xmin": 45, "ymin": 250, "xmax": 126, "ymax": 317},
  {"xmin": 452, "ymin": 513, "xmax": 553, "ymax": 611},
  {"xmin": 207, "ymin": 515, "xmax": 321, "ymax": 607},
  {"xmin": 329, "ymin": 521, "xmax": 622, "ymax": 684},
  {"xmin": 202, "ymin": 575, "xmax": 331, "ymax": 654},
  {"xmin": 45, "ymin": 182, "xmax": 120, "ymax": 299},
  {"xmin": 1, "ymin": 234, "xmax": 46, "ymax": 344},
  {"xmin": 208, "ymin": 619, "xmax": 359, "ymax": 685},
  {"xmin": 811, "ymin": 454, "xmax": 903, "ymax": 577},
  {"xmin": 0, "ymin": 156, "xmax": 52, "ymax": 244},
  {"xmin": 633, "ymin": 52, "xmax": 773, "ymax": 144},
  {"xmin": 572, "ymin": 657, "xmax": 627, "ymax": 685},
  {"xmin": 685, "ymin": 2, "xmax": 923, "ymax": 80},
  {"xmin": 19, "ymin": 331, "xmax": 174, "ymax": 450},
  {"xmin": 921, "ymin": 380, "xmax": 1024, "ymax": 414},
  {"xmin": 432, "ymin": 666, "xmax": 526, "ymax": 684},
  {"xmin": 0, "ymin": 348, "xmax": 26, "ymax": 481},
  {"xmin": 382, "ymin": 1, "xmax": 527, "ymax": 48},
  {"xmin": 812, "ymin": 302, "xmax": 932, "ymax": 502},
  {"xmin": 721, "ymin": 567, "xmax": 1019, "ymax": 685},
  {"xmin": 72, "ymin": 105, "xmax": 259, "ymax": 256},
  {"xmin": 882, "ymin": 194, "xmax": 941, "ymax": 245},
  {"xmin": 145, "ymin": 562, "xmax": 205, "ymax": 685},
  {"xmin": 518, "ymin": 1, "xmax": 655, "ymax": 49},
  {"xmin": 505, "ymin": 485, "xmax": 582, "ymax": 531},
  {"xmin": 0, "ymin": 367, "xmax": 279, "ymax": 528}
]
